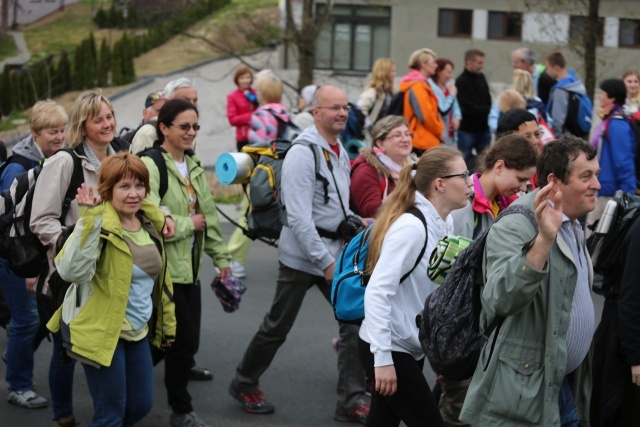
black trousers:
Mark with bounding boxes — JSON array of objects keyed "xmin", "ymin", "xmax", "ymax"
[
  {"xmin": 158, "ymin": 282, "xmax": 202, "ymax": 414},
  {"xmin": 358, "ymin": 338, "xmax": 443, "ymax": 427}
]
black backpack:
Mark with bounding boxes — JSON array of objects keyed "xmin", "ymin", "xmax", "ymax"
[
  {"xmin": 339, "ymin": 102, "xmax": 366, "ymax": 142},
  {"xmin": 385, "ymin": 91, "xmax": 405, "ymax": 117},
  {"xmin": 417, "ymin": 204, "xmax": 536, "ymax": 380},
  {"xmin": 137, "ymin": 143, "xmax": 175, "ymax": 201}
]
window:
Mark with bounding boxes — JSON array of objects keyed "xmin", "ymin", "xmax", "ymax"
[
  {"xmin": 488, "ymin": 12, "xmax": 522, "ymax": 40},
  {"xmin": 315, "ymin": 5, "xmax": 391, "ymax": 72},
  {"xmin": 569, "ymin": 16, "xmax": 604, "ymax": 46},
  {"xmin": 438, "ymin": 9, "xmax": 472, "ymax": 38},
  {"xmin": 620, "ymin": 19, "xmax": 640, "ymax": 48}
]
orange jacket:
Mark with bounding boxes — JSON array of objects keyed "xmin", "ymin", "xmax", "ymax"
[{"xmin": 399, "ymin": 70, "xmax": 444, "ymax": 151}]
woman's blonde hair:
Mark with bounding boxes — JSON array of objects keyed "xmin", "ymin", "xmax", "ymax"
[
  {"xmin": 366, "ymin": 58, "xmax": 395, "ymax": 95},
  {"xmin": 623, "ymin": 68, "xmax": 640, "ymax": 101},
  {"xmin": 366, "ymin": 146, "xmax": 461, "ymax": 274},
  {"xmin": 29, "ymin": 100, "xmax": 68, "ymax": 134},
  {"xmin": 498, "ymin": 89, "xmax": 526, "ymax": 113},
  {"xmin": 255, "ymin": 74, "xmax": 283, "ymax": 105},
  {"xmin": 512, "ymin": 69, "xmax": 535, "ymax": 99},
  {"xmin": 407, "ymin": 48, "xmax": 437, "ymax": 71},
  {"xmin": 66, "ymin": 89, "xmax": 116, "ymax": 148}
]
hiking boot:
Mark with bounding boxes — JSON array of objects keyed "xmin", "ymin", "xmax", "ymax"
[
  {"xmin": 230, "ymin": 260, "xmax": 246, "ymax": 278},
  {"xmin": 334, "ymin": 402, "xmax": 369, "ymax": 424},
  {"xmin": 7, "ymin": 390, "xmax": 48, "ymax": 409},
  {"xmin": 228, "ymin": 383, "xmax": 275, "ymax": 414},
  {"xmin": 53, "ymin": 416, "xmax": 78, "ymax": 427},
  {"xmin": 189, "ymin": 366, "xmax": 213, "ymax": 381},
  {"xmin": 170, "ymin": 411, "xmax": 210, "ymax": 427}
]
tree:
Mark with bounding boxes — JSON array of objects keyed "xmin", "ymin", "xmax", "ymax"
[
  {"xmin": 53, "ymin": 50, "xmax": 72, "ymax": 95},
  {"xmin": 524, "ymin": 0, "xmax": 600, "ymax": 100},
  {"xmin": 0, "ymin": 64, "xmax": 12, "ymax": 114},
  {"xmin": 97, "ymin": 38, "xmax": 110, "ymax": 86}
]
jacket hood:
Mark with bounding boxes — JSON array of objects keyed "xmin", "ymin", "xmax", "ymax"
[
  {"xmin": 352, "ymin": 148, "xmax": 392, "ymax": 177},
  {"xmin": 100, "ymin": 198, "xmax": 166, "ymax": 237},
  {"xmin": 553, "ymin": 77, "xmax": 586, "ymax": 95},
  {"xmin": 399, "ymin": 70, "xmax": 428, "ymax": 91},
  {"xmin": 12, "ymin": 134, "xmax": 45, "ymax": 163},
  {"xmin": 470, "ymin": 173, "xmax": 511, "ymax": 217}
]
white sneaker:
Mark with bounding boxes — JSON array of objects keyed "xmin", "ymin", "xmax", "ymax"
[
  {"xmin": 7, "ymin": 390, "xmax": 48, "ymax": 408},
  {"xmin": 230, "ymin": 260, "xmax": 246, "ymax": 278}
]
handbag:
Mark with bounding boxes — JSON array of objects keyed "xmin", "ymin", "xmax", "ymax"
[
  {"xmin": 427, "ymin": 234, "xmax": 473, "ymax": 284},
  {"xmin": 210, "ymin": 275, "xmax": 247, "ymax": 313}
]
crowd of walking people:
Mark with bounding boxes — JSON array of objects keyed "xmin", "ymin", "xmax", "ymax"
[{"xmin": 1, "ymin": 43, "xmax": 640, "ymax": 427}]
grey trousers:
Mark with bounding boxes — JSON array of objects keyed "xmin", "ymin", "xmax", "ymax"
[{"xmin": 232, "ymin": 262, "xmax": 368, "ymax": 412}]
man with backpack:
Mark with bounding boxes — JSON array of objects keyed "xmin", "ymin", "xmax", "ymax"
[
  {"xmin": 229, "ymin": 85, "xmax": 370, "ymax": 423},
  {"xmin": 459, "ymin": 135, "xmax": 599, "ymax": 426},
  {"xmin": 545, "ymin": 52, "xmax": 592, "ymax": 138},
  {"xmin": 122, "ymin": 89, "xmax": 165, "ymax": 150}
]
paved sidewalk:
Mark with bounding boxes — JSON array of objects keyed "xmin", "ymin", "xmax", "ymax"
[{"xmin": 0, "ymin": 31, "xmax": 30, "ymax": 68}]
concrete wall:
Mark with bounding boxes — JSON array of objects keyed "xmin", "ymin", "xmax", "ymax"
[{"xmin": 8, "ymin": 0, "xmax": 81, "ymax": 26}]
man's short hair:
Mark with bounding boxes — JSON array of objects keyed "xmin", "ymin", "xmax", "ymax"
[
  {"xmin": 496, "ymin": 109, "xmax": 538, "ymax": 138},
  {"xmin": 164, "ymin": 77, "xmax": 195, "ymax": 100},
  {"xmin": 537, "ymin": 135, "xmax": 597, "ymax": 187},
  {"xmin": 465, "ymin": 49, "xmax": 485, "ymax": 63},
  {"xmin": 513, "ymin": 47, "xmax": 535, "ymax": 66},
  {"xmin": 545, "ymin": 51, "xmax": 566, "ymax": 69}
]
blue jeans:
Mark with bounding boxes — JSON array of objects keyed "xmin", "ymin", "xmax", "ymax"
[
  {"xmin": 82, "ymin": 338, "xmax": 154, "ymax": 427},
  {"xmin": 558, "ymin": 377, "xmax": 579, "ymax": 427},
  {"xmin": 49, "ymin": 329, "xmax": 76, "ymax": 420},
  {"xmin": 0, "ymin": 258, "xmax": 40, "ymax": 392},
  {"xmin": 457, "ymin": 129, "xmax": 491, "ymax": 170}
]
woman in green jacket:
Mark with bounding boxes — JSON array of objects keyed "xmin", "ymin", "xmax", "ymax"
[
  {"xmin": 49, "ymin": 152, "xmax": 176, "ymax": 426},
  {"xmin": 141, "ymin": 98, "xmax": 231, "ymax": 427}
]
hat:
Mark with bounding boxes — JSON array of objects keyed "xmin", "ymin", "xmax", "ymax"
[
  {"xmin": 300, "ymin": 85, "xmax": 318, "ymax": 106},
  {"xmin": 144, "ymin": 90, "xmax": 165, "ymax": 108}
]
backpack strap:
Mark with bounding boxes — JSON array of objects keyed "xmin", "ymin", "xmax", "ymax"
[
  {"xmin": 1, "ymin": 154, "xmax": 34, "ymax": 175},
  {"xmin": 138, "ymin": 146, "xmax": 168, "ymax": 200},
  {"xmin": 58, "ymin": 148, "xmax": 85, "ymax": 226},
  {"xmin": 401, "ymin": 207, "xmax": 428, "ymax": 283},
  {"xmin": 293, "ymin": 140, "xmax": 331, "ymax": 204}
]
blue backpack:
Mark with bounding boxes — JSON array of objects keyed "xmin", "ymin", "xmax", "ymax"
[
  {"xmin": 340, "ymin": 102, "xmax": 366, "ymax": 143},
  {"xmin": 331, "ymin": 207, "xmax": 428, "ymax": 325},
  {"xmin": 562, "ymin": 89, "xmax": 593, "ymax": 137}
]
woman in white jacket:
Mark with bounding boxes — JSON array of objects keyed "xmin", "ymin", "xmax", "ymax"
[{"xmin": 358, "ymin": 146, "xmax": 472, "ymax": 426}]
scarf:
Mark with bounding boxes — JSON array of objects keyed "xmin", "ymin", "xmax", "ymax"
[{"xmin": 373, "ymin": 147, "xmax": 410, "ymax": 181}]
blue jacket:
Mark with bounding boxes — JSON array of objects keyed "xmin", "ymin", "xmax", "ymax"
[
  {"xmin": 599, "ymin": 115, "xmax": 636, "ymax": 196},
  {"xmin": 0, "ymin": 135, "xmax": 43, "ymax": 191}
]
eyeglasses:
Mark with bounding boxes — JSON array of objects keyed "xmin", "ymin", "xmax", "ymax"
[
  {"xmin": 316, "ymin": 105, "xmax": 351, "ymax": 112},
  {"xmin": 386, "ymin": 132, "xmax": 413, "ymax": 141},
  {"xmin": 171, "ymin": 123, "xmax": 200, "ymax": 132},
  {"xmin": 440, "ymin": 170, "xmax": 471, "ymax": 184}
]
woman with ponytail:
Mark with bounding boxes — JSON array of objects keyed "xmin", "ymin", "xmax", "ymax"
[{"xmin": 358, "ymin": 146, "xmax": 472, "ymax": 426}]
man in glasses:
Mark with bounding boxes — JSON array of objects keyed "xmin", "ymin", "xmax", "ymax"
[
  {"xmin": 460, "ymin": 135, "xmax": 600, "ymax": 426},
  {"xmin": 230, "ymin": 85, "xmax": 370, "ymax": 424}
]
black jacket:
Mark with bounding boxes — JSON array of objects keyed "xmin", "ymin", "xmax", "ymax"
[{"xmin": 456, "ymin": 69, "xmax": 492, "ymax": 132}]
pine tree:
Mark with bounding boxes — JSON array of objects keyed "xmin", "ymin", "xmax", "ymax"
[
  {"xmin": 110, "ymin": 40, "xmax": 123, "ymax": 86},
  {"xmin": 97, "ymin": 38, "xmax": 110, "ymax": 87},
  {"xmin": 54, "ymin": 50, "xmax": 72, "ymax": 95},
  {"xmin": 86, "ymin": 33, "xmax": 98, "ymax": 87},
  {"xmin": 120, "ymin": 33, "xmax": 135, "ymax": 84},
  {"xmin": 72, "ymin": 43, "xmax": 86, "ymax": 90},
  {"xmin": 0, "ymin": 65, "xmax": 13, "ymax": 114}
]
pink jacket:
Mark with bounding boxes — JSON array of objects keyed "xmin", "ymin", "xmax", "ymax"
[
  {"xmin": 248, "ymin": 103, "xmax": 291, "ymax": 145},
  {"xmin": 227, "ymin": 88, "xmax": 257, "ymax": 142}
]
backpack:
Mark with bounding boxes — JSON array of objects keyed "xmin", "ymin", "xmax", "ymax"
[
  {"xmin": 0, "ymin": 151, "xmax": 83, "ymax": 278},
  {"xmin": 561, "ymin": 89, "xmax": 593, "ymax": 137},
  {"xmin": 417, "ymin": 204, "xmax": 537, "ymax": 380},
  {"xmin": 137, "ymin": 144, "xmax": 174, "ymax": 200},
  {"xmin": 264, "ymin": 108, "xmax": 301, "ymax": 142},
  {"xmin": 587, "ymin": 190, "xmax": 640, "ymax": 296},
  {"xmin": 605, "ymin": 112, "xmax": 640, "ymax": 192},
  {"xmin": 240, "ymin": 139, "xmax": 330, "ymax": 242},
  {"xmin": 340, "ymin": 102, "xmax": 366, "ymax": 142},
  {"xmin": 119, "ymin": 124, "xmax": 142, "ymax": 145},
  {"xmin": 385, "ymin": 91, "xmax": 405, "ymax": 117},
  {"xmin": 331, "ymin": 207, "xmax": 428, "ymax": 325}
]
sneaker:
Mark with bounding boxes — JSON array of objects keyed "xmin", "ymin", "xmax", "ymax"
[
  {"xmin": 228, "ymin": 383, "xmax": 275, "ymax": 414},
  {"xmin": 170, "ymin": 411, "xmax": 210, "ymax": 427},
  {"xmin": 54, "ymin": 416, "xmax": 78, "ymax": 427},
  {"xmin": 7, "ymin": 390, "xmax": 48, "ymax": 409},
  {"xmin": 230, "ymin": 260, "xmax": 246, "ymax": 278},
  {"xmin": 334, "ymin": 403, "xmax": 369, "ymax": 424},
  {"xmin": 189, "ymin": 366, "xmax": 213, "ymax": 381}
]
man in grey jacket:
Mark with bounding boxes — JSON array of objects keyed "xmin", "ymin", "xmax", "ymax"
[
  {"xmin": 229, "ymin": 86, "xmax": 370, "ymax": 423},
  {"xmin": 460, "ymin": 135, "xmax": 599, "ymax": 426}
]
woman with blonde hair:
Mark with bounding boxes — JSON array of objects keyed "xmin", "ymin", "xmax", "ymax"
[
  {"xmin": 0, "ymin": 100, "xmax": 67, "ymax": 411},
  {"xmin": 623, "ymin": 69, "xmax": 640, "ymax": 114},
  {"xmin": 359, "ymin": 146, "xmax": 471, "ymax": 426},
  {"xmin": 358, "ymin": 58, "xmax": 396, "ymax": 130},
  {"xmin": 49, "ymin": 152, "xmax": 175, "ymax": 426},
  {"xmin": 30, "ymin": 89, "xmax": 130, "ymax": 427}
]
